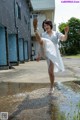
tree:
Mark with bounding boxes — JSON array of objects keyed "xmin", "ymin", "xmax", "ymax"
[{"xmin": 58, "ymin": 17, "xmax": 80, "ymax": 55}]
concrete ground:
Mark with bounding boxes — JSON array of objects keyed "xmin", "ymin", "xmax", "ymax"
[{"xmin": 0, "ymin": 57, "xmax": 80, "ymax": 83}]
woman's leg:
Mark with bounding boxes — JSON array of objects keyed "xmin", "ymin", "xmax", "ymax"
[
  {"xmin": 33, "ymin": 18, "xmax": 43, "ymax": 45},
  {"xmin": 35, "ymin": 32, "xmax": 43, "ymax": 45},
  {"xmin": 48, "ymin": 60, "xmax": 55, "ymax": 92}
]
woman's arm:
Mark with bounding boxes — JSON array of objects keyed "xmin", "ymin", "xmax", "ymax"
[{"xmin": 60, "ymin": 26, "xmax": 69, "ymax": 41}]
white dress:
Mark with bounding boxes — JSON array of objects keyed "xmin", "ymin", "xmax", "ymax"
[{"xmin": 37, "ymin": 31, "xmax": 65, "ymax": 72}]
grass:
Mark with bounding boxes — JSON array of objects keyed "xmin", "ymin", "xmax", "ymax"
[{"xmin": 64, "ymin": 54, "xmax": 80, "ymax": 58}]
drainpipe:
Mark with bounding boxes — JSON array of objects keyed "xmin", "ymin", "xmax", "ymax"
[
  {"xmin": 14, "ymin": 0, "xmax": 17, "ymax": 29},
  {"xmin": 14, "ymin": 0, "xmax": 19, "ymax": 64},
  {"xmin": 23, "ymin": 38, "xmax": 25, "ymax": 61}
]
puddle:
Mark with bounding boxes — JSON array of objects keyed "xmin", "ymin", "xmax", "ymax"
[
  {"xmin": 0, "ymin": 81, "xmax": 80, "ymax": 120},
  {"xmin": 0, "ymin": 82, "xmax": 49, "ymax": 97},
  {"xmin": 53, "ymin": 81, "xmax": 80, "ymax": 120}
]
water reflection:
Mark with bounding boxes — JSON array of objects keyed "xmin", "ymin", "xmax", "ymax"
[{"xmin": 0, "ymin": 82, "xmax": 49, "ymax": 97}]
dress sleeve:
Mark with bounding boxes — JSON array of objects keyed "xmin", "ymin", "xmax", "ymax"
[
  {"xmin": 41, "ymin": 32, "xmax": 46, "ymax": 38},
  {"xmin": 56, "ymin": 31, "xmax": 64, "ymax": 41}
]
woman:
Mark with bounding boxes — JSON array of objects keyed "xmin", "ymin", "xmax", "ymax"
[{"xmin": 33, "ymin": 19, "xmax": 69, "ymax": 94}]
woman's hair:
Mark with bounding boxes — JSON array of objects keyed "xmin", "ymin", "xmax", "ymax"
[{"xmin": 42, "ymin": 19, "xmax": 53, "ymax": 31}]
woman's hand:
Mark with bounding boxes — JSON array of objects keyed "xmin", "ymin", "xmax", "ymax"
[
  {"xmin": 61, "ymin": 26, "xmax": 69, "ymax": 41},
  {"xmin": 64, "ymin": 26, "xmax": 69, "ymax": 33}
]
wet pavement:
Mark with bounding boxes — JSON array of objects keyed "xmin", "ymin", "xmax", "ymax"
[
  {"xmin": 0, "ymin": 58, "xmax": 80, "ymax": 120},
  {"xmin": 0, "ymin": 82, "xmax": 80, "ymax": 120}
]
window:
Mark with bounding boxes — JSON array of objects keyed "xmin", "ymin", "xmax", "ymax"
[{"xmin": 16, "ymin": 2, "xmax": 21, "ymax": 19}]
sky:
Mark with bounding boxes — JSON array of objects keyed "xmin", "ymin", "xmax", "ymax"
[{"xmin": 54, "ymin": 0, "xmax": 80, "ymax": 30}]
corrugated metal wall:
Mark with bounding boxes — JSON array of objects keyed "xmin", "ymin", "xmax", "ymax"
[{"xmin": 0, "ymin": 0, "xmax": 32, "ymax": 68}]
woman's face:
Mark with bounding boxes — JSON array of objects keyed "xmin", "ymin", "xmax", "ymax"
[{"xmin": 43, "ymin": 23, "xmax": 51, "ymax": 32}]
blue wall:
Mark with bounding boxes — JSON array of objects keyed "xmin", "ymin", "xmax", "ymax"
[
  {"xmin": 18, "ymin": 38, "xmax": 24, "ymax": 61},
  {"xmin": 8, "ymin": 34, "xmax": 17, "ymax": 62},
  {"xmin": 0, "ymin": 27, "xmax": 7, "ymax": 65},
  {"xmin": 24, "ymin": 41, "xmax": 28, "ymax": 60}
]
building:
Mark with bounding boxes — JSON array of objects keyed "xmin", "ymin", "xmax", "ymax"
[
  {"xmin": 30, "ymin": 0, "xmax": 55, "ymax": 60},
  {"xmin": 0, "ymin": 0, "xmax": 33, "ymax": 69}
]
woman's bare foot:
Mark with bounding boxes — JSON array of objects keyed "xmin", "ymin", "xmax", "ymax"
[
  {"xmin": 33, "ymin": 18, "xmax": 38, "ymax": 32},
  {"xmin": 49, "ymin": 87, "xmax": 54, "ymax": 95}
]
